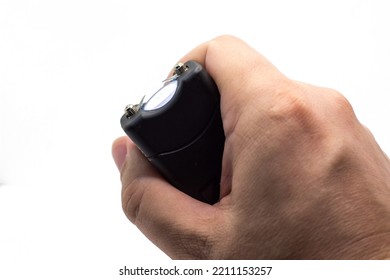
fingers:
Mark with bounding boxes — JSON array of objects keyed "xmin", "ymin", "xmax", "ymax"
[
  {"xmin": 178, "ymin": 35, "xmax": 284, "ymax": 100},
  {"xmin": 112, "ymin": 136, "xmax": 129, "ymax": 171},
  {"xmin": 112, "ymin": 136, "xmax": 223, "ymax": 258},
  {"xmin": 174, "ymin": 35, "xmax": 289, "ymax": 141}
]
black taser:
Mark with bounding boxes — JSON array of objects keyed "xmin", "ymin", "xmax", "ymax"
[{"xmin": 120, "ymin": 61, "xmax": 225, "ymax": 204}]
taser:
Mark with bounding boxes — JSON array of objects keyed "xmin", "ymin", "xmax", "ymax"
[{"xmin": 120, "ymin": 61, "xmax": 225, "ymax": 204}]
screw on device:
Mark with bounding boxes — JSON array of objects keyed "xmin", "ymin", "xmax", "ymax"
[
  {"xmin": 124, "ymin": 96, "xmax": 145, "ymax": 118},
  {"xmin": 173, "ymin": 62, "xmax": 187, "ymax": 75},
  {"xmin": 124, "ymin": 104, "xmax": 139, "ymax": 118}
]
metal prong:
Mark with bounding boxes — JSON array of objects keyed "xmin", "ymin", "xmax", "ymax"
[
  {"xmin": 162, "ymin": 62, "xmax": 188, "ymax": 84},
  {"xmin": 173, "ymin": 62, "xmax": 187, "ymax": 75},
  {"xmin": 124, "ymin": 104, "xmax": 139, "ymax": 118},
  {"xmin": 124, "ymin": 96, "xmax": 145, "ymax": 118},
  {"xmin": 162, "ymin": 74, "xmax": 178, "ymax": 84}
]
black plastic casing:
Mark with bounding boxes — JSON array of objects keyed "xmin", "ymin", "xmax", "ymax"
[{"xmin": 120, "ymin": 61, "xmax": 225, "ymax": 204}]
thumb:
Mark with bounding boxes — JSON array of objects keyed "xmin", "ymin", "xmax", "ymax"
[{"xmin": 112, "ymin": 136, "xmax": 224, "ymax": 259}]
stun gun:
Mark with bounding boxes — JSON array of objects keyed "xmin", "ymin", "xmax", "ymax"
[{"xmin": 120, "ymin": 61, "xmax": 225, "ymax": 204}]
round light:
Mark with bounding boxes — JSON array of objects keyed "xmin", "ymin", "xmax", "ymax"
[{"xmin": 143, "ymin": 80, "xmax": 178, "ymax": 111}]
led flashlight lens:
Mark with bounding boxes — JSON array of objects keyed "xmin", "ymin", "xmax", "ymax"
[{"xmin": 143, "ymin": 80, "xmax": 178, "ymax": 111}]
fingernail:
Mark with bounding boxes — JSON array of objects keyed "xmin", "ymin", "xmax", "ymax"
[{"xmin": 112, "ymin": 137, "xmax": 128, "ymax": 171}]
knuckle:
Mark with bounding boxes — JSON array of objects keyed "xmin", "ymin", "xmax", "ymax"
[
  {"xmin": 268, "ymin": 85, "xmax": 314, "ymax": 125},
  {"xmin": 283, "ymin": 94, "xmax": 311, "ymax": 120},
  {"xmin": 328, "ymin": 89, "xmax": 356, "ymax": 118}
]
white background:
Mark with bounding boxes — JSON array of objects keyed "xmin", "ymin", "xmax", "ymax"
[{"xmin": 1, "ymin": 0, "xmax": 390, "ymax": 279}]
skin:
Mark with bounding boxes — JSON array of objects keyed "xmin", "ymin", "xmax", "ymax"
[{"xmin": 112, "ymin": 35, "xmax": 390, "ymax": 259}]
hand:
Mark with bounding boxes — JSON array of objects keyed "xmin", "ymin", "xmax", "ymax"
[{"xmin": 112, "ymin": 35, "xmax": 390, "ymax": 259}]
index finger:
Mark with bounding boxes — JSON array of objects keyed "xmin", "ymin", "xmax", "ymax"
[{"xmin": 175, "ymin": 35, "xmax": 287, "ymax": 135}]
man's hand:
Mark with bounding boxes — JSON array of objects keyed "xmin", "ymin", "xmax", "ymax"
[{"xmin": 112, "ymin": 35, "xmax": 390, "ymax": 259}]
